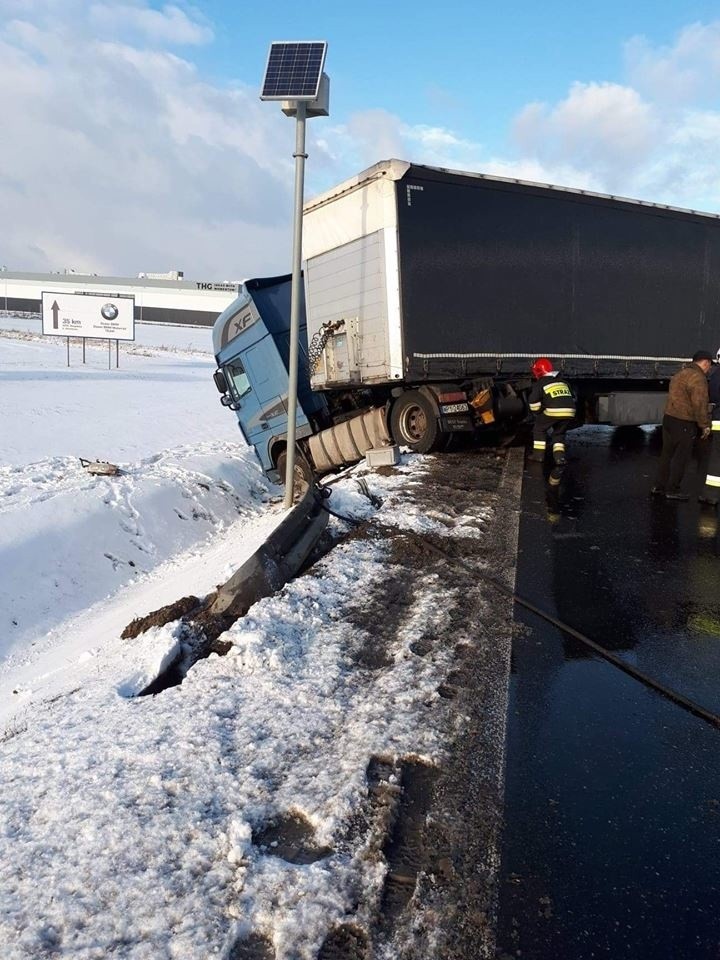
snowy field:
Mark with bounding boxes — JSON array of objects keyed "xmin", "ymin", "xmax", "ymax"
[
  {"xmin": 0, "ymin": 316, "xmax": 503, "ymax": 958},
  {"xmin": 0, "ymin": 312, "xmax": 214, "ymax": 355},
  {"xmin": 0, "ymin": 318, "xmax": 277, "ymax": 712}
]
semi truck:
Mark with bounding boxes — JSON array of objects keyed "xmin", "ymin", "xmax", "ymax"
[{"xmin": 212, "ymin": 159, "xmax": 720, "ymax": 481}]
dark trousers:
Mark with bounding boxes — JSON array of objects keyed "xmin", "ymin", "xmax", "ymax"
[
  {"xmin": 700, "ymin": 408, "xmax": 720, "ymax": 498},
  {"xmin": 656, "ymin": 414, "xmax": 698, "ymax": 492},
  {"xmin": 533, "ymin": 415, "xmax": 572, "ymax": 463},
  {"xmin": 695, "ymin": 435, "xmax": 712, "ymax": 495}
]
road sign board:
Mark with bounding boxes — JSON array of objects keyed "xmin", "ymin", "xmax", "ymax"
[{"xmin": 42, "ymin": 291, "xmax": 135, "ymax": 341}]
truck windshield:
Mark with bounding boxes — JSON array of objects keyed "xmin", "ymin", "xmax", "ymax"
[{"xmin": 225, "ymin": 360, "xmax": 251, "ymax": 402}]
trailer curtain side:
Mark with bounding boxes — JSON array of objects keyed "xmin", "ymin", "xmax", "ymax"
[{"xmin": 397, "ymin": 166, "xmax": 720, "ymax": 380}]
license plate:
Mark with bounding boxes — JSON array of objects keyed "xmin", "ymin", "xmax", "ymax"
[{"xmin": 440, "ymin": 402, "xmax": 469, "ymax": 414}]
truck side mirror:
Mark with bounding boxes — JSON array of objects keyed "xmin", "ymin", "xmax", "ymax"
[
  {"xmin": 220, "ymin": 394, "xmax": 240, "ymax": 411},
  {"xmin": 213, "ymin": 369, "xmax": 228, "ymax": 393}
]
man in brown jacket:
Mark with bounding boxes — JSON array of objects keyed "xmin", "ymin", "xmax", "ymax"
[{"xmin": 652, "ymin": 350, "xmax": 713, "ymax": 501}]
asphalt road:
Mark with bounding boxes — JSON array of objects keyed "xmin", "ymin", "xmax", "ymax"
[{"xmin": 496, "ymin": 426, "xmax": 720, "ymax": 959}]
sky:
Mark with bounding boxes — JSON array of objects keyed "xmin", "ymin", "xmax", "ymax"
[{"xmin": 1, "ymin": 0, "xmax": 719, "ymax": 280}]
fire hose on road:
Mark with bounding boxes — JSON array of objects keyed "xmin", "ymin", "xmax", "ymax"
[{"xmin": 399, "ymin": 528, "xmax": 720, "ymax": 732}]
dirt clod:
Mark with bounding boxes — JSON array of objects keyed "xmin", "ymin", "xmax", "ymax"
[{"xmin": 121, "ymin": 595, "xmax": 201, "ymax": 639}]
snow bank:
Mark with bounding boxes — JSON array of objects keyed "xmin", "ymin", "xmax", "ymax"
[
  {"xmin": 0, "ymin": 329, "xmax": 274, "ymax": 692},
  {"xmin": 0, "ymin": 462, "xmax": 462, "ymax": 960}
]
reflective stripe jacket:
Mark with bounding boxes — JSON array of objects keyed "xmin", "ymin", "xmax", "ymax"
[
  {"xmin": 528, "ymin": 372, "xmax": 576, "ymax": 418},
  {"xmin": 709, "ymin": 365, "xmax": 720, "ymax": 433},
  {"xmin": 708, "ymin": 365, "xmax": 720, "ymax": 407}
]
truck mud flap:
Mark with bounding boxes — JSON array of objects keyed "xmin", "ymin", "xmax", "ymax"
[
  {"xmin": 208, "ymin": 482, "xmax": 329, "ymax": 620},
  {"xmin": 438, "ymin": 414, "xmax": 474, "ymax": 433}
]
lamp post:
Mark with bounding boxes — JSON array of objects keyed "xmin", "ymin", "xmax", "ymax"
[
  {"xmin": 260, "ymin": 42, "xmax": 329, "ymax": 509},
  {"xmin": 285, "ymin": 99, "xmax": 308, "ymax": 509}
]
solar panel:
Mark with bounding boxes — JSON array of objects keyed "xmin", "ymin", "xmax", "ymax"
[{"xmin": 260, "ymin": 41, "xmax": 327, "ymax": 100}]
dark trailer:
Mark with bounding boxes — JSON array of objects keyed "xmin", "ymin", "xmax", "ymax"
[
  {"xmin": 396, "ymin": 163, "xmax": 720, "ymax": 380},
  {"xmin": 303, "ymin": 160, "xmax": 720, "ymax": 410}
]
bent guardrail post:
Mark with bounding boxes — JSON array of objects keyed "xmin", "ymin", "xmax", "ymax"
[{"xmin": 209, "ymin": 483, "xmax": 328, "ymax": 620}]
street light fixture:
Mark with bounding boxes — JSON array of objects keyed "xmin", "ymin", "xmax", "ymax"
[{"xmin": 260, "ymin": 41, "xmax": 330, "ymax": 509}]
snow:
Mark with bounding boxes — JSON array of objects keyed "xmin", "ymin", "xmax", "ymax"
[
  {"xmin": 0, "ymin": 318, "xmax": 495, "ymax": 958},
  {"xmin": 0, "ymin": 312, "xmax": 214, "ymax": 354},
  {"xmin": 1, "ymin": 330, "xmax": 219, "ymax": 464},
  {"xmin": 0, "ymin": 321, "xmax": 278, "ymax": 717}
]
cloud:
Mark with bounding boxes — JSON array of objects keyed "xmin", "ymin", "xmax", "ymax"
[
  {"xmin": 512, "ymin": 82, "xmax": 660, "ymax": 187},
  {"xmin": 321, "ymin": 22, "xmax": 720, "ymax": 215},
  {"xmin": 318, "ymin": 108, "xmax": 603, "ymax": 203},
  {"xmin": 625, "ymin": 21, "xmax": 720, "ymax": 106},
  {"xmin": 631, "ymin": 109, "xmax": 720, "ymax": 209},
  {"xmin": 88, "ymin": 3, "xmax": 214, "ymax": 47},
  {"xmin": 328, "ymin": 109, "xmax": 407, "ymax": 170},
  {"xmin": 0, "ymin": 0, "xmax": 335, "ymax": 279},
  {"xmin": 505, "ymin": 24, "xmax": 720, "ymax": 212},
  {"xmin": 319, "ymin": 109, "xmax": 484, "ymax": 179}
]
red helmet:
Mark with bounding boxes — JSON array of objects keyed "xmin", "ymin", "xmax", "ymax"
[{"xmin": 531, "ymin": 357, "xmax": 554, "ymax": 379}]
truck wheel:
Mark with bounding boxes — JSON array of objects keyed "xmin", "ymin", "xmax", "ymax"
[
  {"xmin": 390, "ymin": 391, "xmax": 441, "ymax": 453},
  {"xmin": 276, "ymin": 448, "xmax": 314, "ymax": 501}
]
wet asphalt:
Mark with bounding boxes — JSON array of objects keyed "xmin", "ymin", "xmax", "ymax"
[{"xmin": 496, "ymin": 426, "xmax": 720, "ymax": 959}]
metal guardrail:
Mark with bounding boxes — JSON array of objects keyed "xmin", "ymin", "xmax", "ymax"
[{"xmin": 209, "ymin": 482, "xmax": 328, "ymax": 620}]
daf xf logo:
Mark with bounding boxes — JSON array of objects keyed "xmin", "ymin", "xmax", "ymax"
[{"xmin": 233, "ymin": 312, "xmax": 254, "ymax": 334}]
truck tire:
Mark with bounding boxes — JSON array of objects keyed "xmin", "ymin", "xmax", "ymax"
[
  {"xmin": 276, "ymin": 448, "xmax": 314, "ymax": 501},
  {"xmin": 390, "ymin": 391, "xmax": 441, "ymax": 453}
]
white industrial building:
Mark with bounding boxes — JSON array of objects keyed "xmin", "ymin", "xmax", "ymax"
[{"xmin": 0, "ymin": 271, "xmax": 240, "ymax": 327}]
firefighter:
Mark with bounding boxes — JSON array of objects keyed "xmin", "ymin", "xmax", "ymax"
[
  {"xmin": 527, "ymin": 358, "xmax": 576, "ymax": 464},
  {"xmin": 698, "ymin": 350, "xmax": 720, "ymax": 506}
]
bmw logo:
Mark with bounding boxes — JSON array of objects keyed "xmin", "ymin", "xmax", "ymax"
[{"xmin": 101, "ymin": 303, "xmax": 119, "ymax": 320}]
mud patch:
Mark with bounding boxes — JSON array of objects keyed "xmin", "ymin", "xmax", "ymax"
[
  {"xmin": 339, "ymin": 754, "xmax": 402, "ymax": 867},
  {"xmin": 378, "ymin": 758, "xmax": 441, "ymax": 928},
  {"xmin": 121, "ymin": 595, "xmax": 201, "ymax": 640},
  {"xmin": 252, "ymin": 811, "xmax": 334, "ymax": 865},
  {"xmin": 345, "ymin": 448, "xmax": 520, "ymax": 958},
  {"xmin": 437, "ymin": 666, "xmax": 477, "ymax": 701},
  {"xmin": 226, "ymin": 933, "xmax": 275, "ymax": 959},
  {"xmin": 344, "ymin": 552, "xmax": 418, "ymax": 669},
  {"xmin": 387, "ymin": 532, "xmax": 443, "ymax": 567},
  {"xmin": 318, "ymin": 923, "xmax": 370, "ymax": 960},
  {"xmin": 409, "ymin": 638, "xmax": 432, "ymax": 657},
  {"xmin": 351, "ymin": 637, "xmax": 394, "ymax": 670},
  {"xmin": 188, "ymin": 600, "xmax": 237, "ymax": 656}
]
